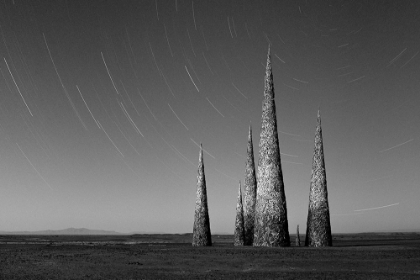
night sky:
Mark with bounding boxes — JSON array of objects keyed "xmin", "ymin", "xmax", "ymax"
[{"xmin": 1, "ymin": 0, "xmax": 419, "ymax": 234}]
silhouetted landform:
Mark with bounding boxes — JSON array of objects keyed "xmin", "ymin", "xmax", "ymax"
[
  {"xmin": 0, "ymin": 228, "xmax": 122, "ymax": 235},
  {"xmin": 0, "ymin": 233, "xmax": 233, "ymax": 245},
  {"xmin": 234, "ymin": 182, "xmax": 245, "ymax": 246},
  {"xmin": 305, "ymin": 110, "xmax": 332, "ymax": 247},
  {"xmin": 243, "ymin": 125, "xmax": 257, "ymax": 246},
  {"xmin": 192, "ymin": 144, "xmax": 212, "ymax": 246},
  {"xmin": 254, "ymin": 46, "xmax": 290, "ymax": 247}
]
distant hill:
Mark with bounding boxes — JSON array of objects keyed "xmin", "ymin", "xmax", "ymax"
[
  {"xmin": 128, "ymin": 231, "xmax": 166, "ymax": 235},
  {"xmin": 0, "ymin": 228, "xmax": 123, "ymax": 235}
]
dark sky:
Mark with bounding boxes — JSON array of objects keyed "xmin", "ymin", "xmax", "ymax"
[{"xmin": 0, "ymin": 0, "xmax": 419, "ymax": 233}]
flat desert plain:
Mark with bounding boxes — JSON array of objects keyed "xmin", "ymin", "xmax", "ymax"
[{"xmin": 1, "ymin": 232, "xmax": 420, "ymax": 279}]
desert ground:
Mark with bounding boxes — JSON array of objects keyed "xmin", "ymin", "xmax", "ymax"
[{"xmin": 1, "ymin": 232, "xmax": 420, "ymax": 279}]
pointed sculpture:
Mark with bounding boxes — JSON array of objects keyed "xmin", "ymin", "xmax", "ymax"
[
  {"xmin": 243, "ymin": 125, "xmax": 257, "ymax": 246},
  {"xmin": 305, "ymin": 110, "xmax": 332, "ymax": 247},
  {"xmin": 295, "ymin": 225, "xmax": 301, "ymax": 246},
  {"xmin": 254, "ymin": 46, "xmax": 290, "ymax": 247},
  {"xmin": 234, "ymin": 181, "xmax": 245, "ymax": 246},
  {"xmin": 192, "ymin": 144, "xmax": 212, "ymax": 246}
]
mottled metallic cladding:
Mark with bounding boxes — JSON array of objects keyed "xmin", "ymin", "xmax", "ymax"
[
  {"xmin": 254, "ymin": 46, "xmax": 290, "ymax": 247},
  {"xmin": 243, "ymin": 125, "xmax": 257, "ymax": 246},
  {"xmin": 234, "ymin": 182, "xmax": 245, "ymax": 246},
  {"xmin": 192, "ymin": 145, "xmax": 212, "ymax": 246},
  {"xmin": 305, "ymin": 111, "xmax": 332, "ymax": 247}
]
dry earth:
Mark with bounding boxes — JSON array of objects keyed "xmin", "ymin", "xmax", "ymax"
[{"xmin": 1, "ymin": 233, "xmax": 420, "ymax": 279}]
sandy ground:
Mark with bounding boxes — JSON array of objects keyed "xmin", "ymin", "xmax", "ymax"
[{"xmin": 1, "ymin": 233, "xmax": 420, "ymax": 279}]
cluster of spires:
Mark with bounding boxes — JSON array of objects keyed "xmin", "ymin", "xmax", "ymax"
[{"xmin": 192, "ymin": 46, "xmax": 332, "ymax": 248}]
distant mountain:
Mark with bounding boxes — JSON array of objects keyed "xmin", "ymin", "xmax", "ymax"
[{"xmin": 0, "ymin": 228, "xmax": 123, "ymax": 235}]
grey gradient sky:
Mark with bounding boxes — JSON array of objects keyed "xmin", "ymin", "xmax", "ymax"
[{"xmin": 0, "ymin": 0, "xmax": 419, "ymax": 234}]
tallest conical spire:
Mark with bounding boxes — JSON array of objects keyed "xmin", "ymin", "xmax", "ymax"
[
  {"xmin": 264, "ymin": 45, "xmax": 273, "ymax": 100},
  {"xmin": 305, "ymin": 110, "xmax": 332, "ymax": 247},
  {"xmin": 254, "ymin": 46, "xmax": 290, "ymax": 247}
]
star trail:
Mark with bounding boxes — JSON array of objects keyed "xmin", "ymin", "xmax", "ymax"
[{"xmin": 0, "ymin": 0, "xmax": 419, "ymax": 234}]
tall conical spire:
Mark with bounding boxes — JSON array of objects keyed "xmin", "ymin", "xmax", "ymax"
[
  {"xmin": 234, "ymin": 181, "xmax": 245, "ymax": 246},
  {"xmin": 192, "ymin": 144, "xmax": 212, "ymax": 246},
  {"xmin": 243, "ymin": 125, "xmax": 257, "ymax": 246},
  {"xmin": 254, "ymin": 46, "xmax": 290, "ymax": 247},
  {"xmin": 305, "ymin": 110, "xmax": 332, "ymax": 247}
]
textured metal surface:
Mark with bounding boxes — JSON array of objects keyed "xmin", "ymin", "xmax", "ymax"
[
  {"xmin": 234, "ymin": 182, "xmax": 245, "ymax": 246},
  {"xmin": 254, "ymin": 46, "xmax": 290, "ymax": 247},
  {"xmin": 192, "ymin": 145, "xmax": 212, "ymax": 246},
  {"xmin": 305, "ymin": 111, "xmax": 332, "ymax": 247},
  {"xmin": 295, "ymin": 225, "xmax": 301, "ymax": 247},
  {"xmin": 243, "ymin": 125, "xmax": 257, "ymax": 246}
]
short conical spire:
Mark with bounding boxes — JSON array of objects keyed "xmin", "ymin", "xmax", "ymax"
[
  {"xmin": 305, "ymin": 110, "xmax": 332, "ymax": 247},
  {"xmin": 295, "ymin": 225, "xmax": 301, "ymax": 246},
  {"xmin": 192, "ymin": 144, "xmax": 212, "ymax": 246},
  {"xmin": 234, "ymin": 181, "xmax": 245, "ymax": 246},
  {"xmin": 254, "ymin": 46, "xmax": 290, "ymax": 247},
  {"xmin": 243, "ymin": 125, "xmax": 257, "ymax": 246}
]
